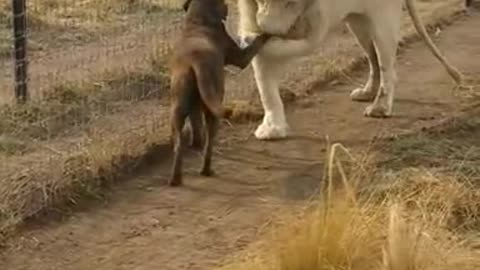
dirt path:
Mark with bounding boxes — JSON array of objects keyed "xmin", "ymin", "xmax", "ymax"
[{"xmin": 1, "ymin": 10, "xmax": 480, "ymax": 270}]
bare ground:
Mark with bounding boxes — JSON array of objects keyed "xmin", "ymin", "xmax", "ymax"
[{"xmin": 0, "ymin": 7, "xmax": 479, "ymax": 270}]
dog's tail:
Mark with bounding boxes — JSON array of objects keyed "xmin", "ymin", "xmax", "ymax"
[
  {"xmin": 191, "ymin": 62, "xmax": 225, "ymax": 118},
  {"xmin": 405, "ymin": 0, "xmax": 463, "ymax": 85}
]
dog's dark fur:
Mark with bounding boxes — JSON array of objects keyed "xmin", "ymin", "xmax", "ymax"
[{"xmin": 168, "ymin": 0, "xmax": 271, "ymax": 186}]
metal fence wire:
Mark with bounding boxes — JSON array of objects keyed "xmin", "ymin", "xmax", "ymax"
[{"xmin": 11, "ymin": 0, "xmax": 27, "ymax": 103}]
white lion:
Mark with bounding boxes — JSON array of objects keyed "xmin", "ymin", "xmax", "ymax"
[{"xmin": 237, "ymin": 0, "xmax": 464, "ymax": 140}]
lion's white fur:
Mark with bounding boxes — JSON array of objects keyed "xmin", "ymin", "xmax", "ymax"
[{"xmin": 238, "ymin": 0, "xmax": 464, "ymax": 140}]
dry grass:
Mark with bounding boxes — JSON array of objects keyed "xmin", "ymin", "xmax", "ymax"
[
  {"xmin": 0, "ymin": 0, "xmax": 182, "ymax": 57},
  {"xmin": 0, "ymin": 59, "xmax": 169, "ymax": 155},
  {"xmin": 0, "ymin": 0, "xmax": 179, "ymax": 28},
  {"xmin": 0, "ymin": 105, "xmax": 171, "ymax": 239},
  {"xmin": 372, "ymin": 113, "xmax": 480, "ymax": 231},
  {"xmin": 24, "ymin": 0, "xmax": 179, "ymax": 26},
  {"xmin": 219, "ymin": 138, "xmax": 480, "ymax": 270},
  {"xmin": 219, "ymin": 110, "xmax": 480, "ymax": 269}
]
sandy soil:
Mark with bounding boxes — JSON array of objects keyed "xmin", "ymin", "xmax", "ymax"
[{"xmin": 0, "ymin": 7, "xmax": 479, "ymax": 270}]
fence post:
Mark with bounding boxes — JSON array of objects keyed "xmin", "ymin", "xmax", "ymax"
[{"xmin": 12, "ymin": 0, "xmax": 28, "ymax": 103}]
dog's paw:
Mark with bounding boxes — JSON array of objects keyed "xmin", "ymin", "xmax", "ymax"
[
  {"xmin": 200, "ymin": 168, "xmax": 215, "ymax": 177},
  {"xmin": 239, "ymin": 33, "xmax": 259, "ymax": 48},
  {"xmin": 254, "ymin": 121, "xmax": 290, "ymax": 140},
  {"xmin": 169, "ymin": 176, "xmax": 183, "ymax": 187}
]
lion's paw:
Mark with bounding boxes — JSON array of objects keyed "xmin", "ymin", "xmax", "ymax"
[
  {"xmin": 350, "ymin": 87, "xmax": 376, "ymax": 102},
  {"xmin": 363, "ymin": 104, "xmax": 391, "ymax": 118},
  {"xmin": 254, "ymin": 121, "xmax": 290, "ymax": 140}
]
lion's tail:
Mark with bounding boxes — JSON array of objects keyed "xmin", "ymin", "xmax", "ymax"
[
  {"xmin": 404, "ymin": 0, "xmax": 463, "ymax": 85},
  {"xmin": 191, "ymin": 62, "xmax": 225, "ymax": 118}
]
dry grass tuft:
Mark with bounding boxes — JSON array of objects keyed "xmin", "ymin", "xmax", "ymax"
[
  {"xmin": 270, "ymin": 200, "xmax": 385, "ymax": 270},
  {"xmin": 372, "ymin": 114, "xmax": 480, "ymax": 231},
  {"xmin": 368, "ymin": 168, "xmax": 480, "ymax": 232}
]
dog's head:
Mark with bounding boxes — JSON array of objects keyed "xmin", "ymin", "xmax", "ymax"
[{"xmin": 182, "ymin": 0, "xmax": 228, "ymax": 23}]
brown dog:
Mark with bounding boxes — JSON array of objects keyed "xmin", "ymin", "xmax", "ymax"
[{"xmin": 168, "ymin": 0, "xmax": 271, "ymax": 186}]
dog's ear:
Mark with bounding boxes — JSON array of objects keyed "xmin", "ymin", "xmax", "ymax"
[{"xmin": 182, "ymin": 0, "xmax": 192, "ymax": 12}]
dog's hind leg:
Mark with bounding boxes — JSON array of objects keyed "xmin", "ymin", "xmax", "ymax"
[
  {"xmin": 200, "ymin": 110, "xmax": 218, "ymax": 177},
  {"xmin": 188, "ymin": 103, "xmax": 204, "ymax": 150},
  {"xmin": 170, "ymin": 106, "xmax": 187, "ymax": 186},
  {"xmin": 192, "ymin": 62, "xmax": 222, "ymax": 177}
]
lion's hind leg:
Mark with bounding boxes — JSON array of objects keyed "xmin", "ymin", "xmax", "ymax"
[
  {"xmin": 364, "ymin": 9, "xmax": 402, "ymax": 118},
  {"xmin": 347, "ymin": 15, "xmax": 382, "ymax": 102}
]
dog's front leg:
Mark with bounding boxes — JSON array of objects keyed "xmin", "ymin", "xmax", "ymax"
[
  {"xmin": 251, "ymin": 54, "xmax": 290, "ymax": 140},
  {"xmin": 227, "ymin": 34, "xmax": 271, "ymax": 69}
]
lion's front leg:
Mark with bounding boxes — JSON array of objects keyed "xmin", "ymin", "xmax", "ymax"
[
  {"xmin": 251, "ymin": 54, "xmax": 290, "ymax": 140},
  {"xmin": 258, "ymin": 16, "xmax": 328, "ymax": 60}
]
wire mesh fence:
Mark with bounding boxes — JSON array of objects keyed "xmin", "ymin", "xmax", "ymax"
[{"xmin": 1, "ymin": 0, "xmax": 189, "ymax": 103}]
